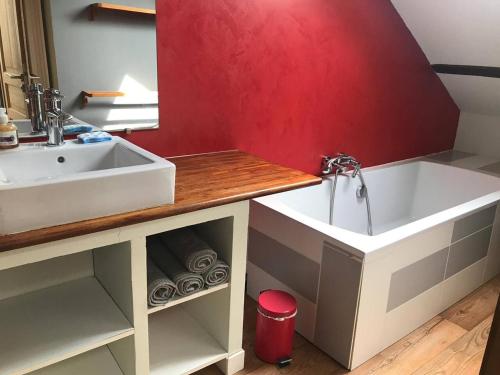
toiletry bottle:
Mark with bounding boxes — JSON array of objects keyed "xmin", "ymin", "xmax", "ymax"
[{"xmin": 0, "ymin": 108, "xmax": 19, "ymax": 149}]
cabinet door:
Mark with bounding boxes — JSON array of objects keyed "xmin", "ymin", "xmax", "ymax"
[
  {"xmin": 0, "ymin": 0, "xmax": 50, "ymax": 118},
  {"xmin": 0, "ymin": 0, "xmax": 27, "ymax": 118}
]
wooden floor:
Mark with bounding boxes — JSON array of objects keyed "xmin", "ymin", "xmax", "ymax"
[{"xmin": 196, "ymin": 275, "xmax": 500, "ymax": 375}]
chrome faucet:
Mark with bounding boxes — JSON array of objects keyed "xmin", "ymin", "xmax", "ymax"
[
  {"xmin": 24, "ymin": 81, "xmax": 66, "ymax": 146},
  {"xmin": 321, "ymin": 153, "xmax": 373, "ymax": 236},
  {"xmin": 322, "ymin": 153, "xmax": 362, "ymax": 177},
  {"xmin": 6, "ymin": 72, "xmax": 46, "ymax": 134},
  {"xmin": 44, "ymin": 89, "xmax": 65, "ymax": 147},
  {"xmin": 26, "ymin": 83, "xmax": 45, "ymax": 134}
]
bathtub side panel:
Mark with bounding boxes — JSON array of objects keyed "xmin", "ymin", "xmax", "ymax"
[
  {"xmin": 314, "ymin": 243, "xmax": 363, "ymax": 368},
  {"xmin": 250, "ymin": 201, "xmax": 325, "ymax": 263},
  {"xmin": 351, "ymin": 222, "xmax": 454, "ymax": 369},
  {"xmin": 247, "ymin": 201, "xmax": 325, "ymax": 341},
  {"xmin": 247, "ymin": 228, "xmax": 320, "ymax": 303}
]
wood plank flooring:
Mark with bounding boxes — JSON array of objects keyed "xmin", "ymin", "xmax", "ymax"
[{"xmin": 196, "ymin": 275, "xmax": 500, "ymax": 375}]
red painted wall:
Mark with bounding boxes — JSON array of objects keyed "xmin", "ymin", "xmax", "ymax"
[{"xmin": 126, "ymin": 0, "xmax": 459, "ymax": 175}]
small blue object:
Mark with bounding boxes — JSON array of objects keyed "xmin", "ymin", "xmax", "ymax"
[
  {"xmin": 63, "ymin": 124, "xmax": 94, "ymax": 135},
  {"xmin": 77, "ymin": 131, "xmax": 113, "ymax": 144}
]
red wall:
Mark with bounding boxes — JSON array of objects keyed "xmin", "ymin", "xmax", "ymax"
[{"xmin": 126, "ymin": 0, "xmax": 459, "ymax": 175}]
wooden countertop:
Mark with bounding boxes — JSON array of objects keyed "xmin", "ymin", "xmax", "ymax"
[{"xmin": 0, "ymin": 151, "xmax": 321, "ymax": 252}]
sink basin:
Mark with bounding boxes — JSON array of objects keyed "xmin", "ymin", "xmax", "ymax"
[{"xmin": 0, "ymin": 137, "xmax": 175, "ymax": 234}]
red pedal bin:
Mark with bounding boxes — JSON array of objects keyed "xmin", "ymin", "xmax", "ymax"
[{"xmin": 254, "ymin": 290, "xmax": 297, "ymax": 364}]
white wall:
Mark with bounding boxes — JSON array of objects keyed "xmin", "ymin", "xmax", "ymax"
[
  {"xmin": 438, "ymin": 75, "xmax": 500, "ymax": 117},
  {"xmin": 391, "ymin": 0, "xmax": 500, "ymax": 157},
  {"xmin": 455, "ymin": 113, "xmax": 500, "ymax": 158},
  {"xmin": 390, "ymin": 1, "xmax": 500, "ymax": 67}
]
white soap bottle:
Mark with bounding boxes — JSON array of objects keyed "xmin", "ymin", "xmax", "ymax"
[{"xmin": 0, "ymin": 108, "xmax": 19, "ymax": 149}]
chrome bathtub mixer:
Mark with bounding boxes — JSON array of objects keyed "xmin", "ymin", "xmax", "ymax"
[{"xmin": 321, "ymin": 153, "xmax": 373, "ymax": 236}]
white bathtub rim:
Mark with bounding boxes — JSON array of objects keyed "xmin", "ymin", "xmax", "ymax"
[{"xmin": 254, "ymin": 191, "xmax": 500, "ymax": 257}]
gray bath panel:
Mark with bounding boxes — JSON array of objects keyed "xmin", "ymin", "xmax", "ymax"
[
  {"xmin": 452, "ymin": 206, "xmax": 496, "ymax": 242},
  {"xmin": 314, "ymin": 243, "xmax": 363, "ymax": 368},
  {"xmin": 247, "ymin": 228, "xmax": 320, "ymax": 303},
  {"xmin": 387, "ymin": 248, "xmax": 448, "ymax": 312},
  {"xmin": 446, "ymin": 226, "xmax": 492, "ymax": 279}
]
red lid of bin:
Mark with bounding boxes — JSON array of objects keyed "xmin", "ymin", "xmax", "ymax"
[{"xmin": 258, "ymin": 290, "xmax": 297, "ymax": 318}]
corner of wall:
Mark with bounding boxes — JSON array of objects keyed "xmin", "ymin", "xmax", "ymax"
[{"xmin": 454, "ymin": 112, "xmax": 500, "ymax": 158}]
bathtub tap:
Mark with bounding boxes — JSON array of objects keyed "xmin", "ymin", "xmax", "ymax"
[
  {"xmin": 321, "ymin": 153, "xmax": 373, "ymax": 235},
  {"xmin": 321, "ymin": 153, "xmax": 360, "ymax": 175}
]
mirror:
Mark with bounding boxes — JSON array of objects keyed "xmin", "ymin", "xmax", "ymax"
[{"xmin": 0, "ymin": 0, "xmax": 158, "ymax": 138}]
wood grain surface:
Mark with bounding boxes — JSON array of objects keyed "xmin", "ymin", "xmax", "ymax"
[{"xmin": 0, "ymin": 151, "xmax": 320, "ymax": 252}]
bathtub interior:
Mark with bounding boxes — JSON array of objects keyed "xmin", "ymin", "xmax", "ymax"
[{"xmin": 264, "ymin": 161, "xmax": 500, "ymax": 236}]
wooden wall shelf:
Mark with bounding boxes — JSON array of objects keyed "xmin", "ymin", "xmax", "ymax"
[
  {"xmin": 81, "ymin": 91, "xmax": 125, "ymax": 108},
  {"xmin": 89, "ymin": 3, "xmax": 156, "ymax": 20}
]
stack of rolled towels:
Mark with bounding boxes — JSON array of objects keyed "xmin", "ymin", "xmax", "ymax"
[{"xmin": 146, "ymin": 228, "xmax": 231, "ymax": 307}]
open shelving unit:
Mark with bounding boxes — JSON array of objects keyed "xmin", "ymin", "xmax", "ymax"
[
  {"xmin": 0, "ymin": 277, "xmax": 133, "ymax": 374},
  {"xmin": 0, "ymin": 241, "xmax": 139, "ymax": 375},
  {"xmin": 145, "ymin": 217, "xmax": 238, "ymax": 374},
  {"xmin": 0, "ymin": 200, "xmax": 249, "ymax": 374},
  {"xmin": 149, "ymin": 305, "xmax": 228, "ymax": 375}
]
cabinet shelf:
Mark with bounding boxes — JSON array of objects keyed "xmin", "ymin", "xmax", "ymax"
[
  {"xmin": 89, "ymin": 3, "xmax": 156, "ymax": 20},
  {"xmin": 0, "ymin": 277, "xmax": 134, "ymax": 375},
  {"xmin": 31, "ymin": 346, "xmax": 124, "ymax": 375},
  {"xmin": 148, "ymin": 283, "xmax": 229, "ymax": 315},
  {"xmin": 149, "ymin": 306, "xmax": 227, "ymax": 375}
]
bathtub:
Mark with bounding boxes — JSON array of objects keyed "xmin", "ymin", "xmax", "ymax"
[{"xmin": 247, "ymin": 160, "xmax": 500, "ymax": 369}]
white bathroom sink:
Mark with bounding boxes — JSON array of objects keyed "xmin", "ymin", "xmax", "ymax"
[{"xmin": 0, "ymin": 137, "xmax": 175, "ymax": 234}]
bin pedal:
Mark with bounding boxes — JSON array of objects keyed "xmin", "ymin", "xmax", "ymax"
[{"xmin": 277, "ymin": 357, "xmax": 292, "ymax": 368}]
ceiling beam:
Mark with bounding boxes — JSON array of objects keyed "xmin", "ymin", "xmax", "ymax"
[{"xmin": 432, "ymin": 65, "xmax": 500, "ymax": 79}]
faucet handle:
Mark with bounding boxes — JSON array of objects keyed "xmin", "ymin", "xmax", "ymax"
[{"xmin": 44, "ymin": 88, "xmax": 64, "ymax": 115}]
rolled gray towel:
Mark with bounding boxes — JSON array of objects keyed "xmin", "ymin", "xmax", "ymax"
[
  {"xmin": 147, "ymin": 257, "xmax": 177, "ymax": 307},
  {"xmin": 203, "ymin": 260, "xmax": 230, "ymax": 288},
  {"xmin": 147, "ymin": 237, "xmax": 204, "ymax": 296},
  {"xmin": 159, "ymin": 228, "xmax": 217, "ymax": 273}
]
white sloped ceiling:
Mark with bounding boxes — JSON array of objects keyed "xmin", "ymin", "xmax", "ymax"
[{"xmin": 391, "ymin": 0, "xmax": 500, "ymax": 116}]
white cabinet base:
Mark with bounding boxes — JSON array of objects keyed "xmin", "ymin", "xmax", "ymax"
[{"xmin": 0, "ymin": 201, "xmax": 249, "ymax": 375}]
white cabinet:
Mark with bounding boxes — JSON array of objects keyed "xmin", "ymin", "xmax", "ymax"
[{"xmin": 0, "ymin": 201, "xmax": 249, "ymax": 375}]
